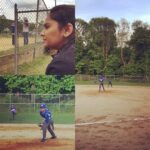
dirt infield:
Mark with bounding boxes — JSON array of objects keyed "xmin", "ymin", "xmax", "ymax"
[
  {"xmin": 0, "ymin": 124, "xmax": 75, "ymax": 150},
  {"xmin": 76, "ymin": 85, "xmax": 150, "ymax": 150}
]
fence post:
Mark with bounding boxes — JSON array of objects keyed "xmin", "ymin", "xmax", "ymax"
[
  {"xmin": 31, "ymin": 93, "xmax": 35, "ymax": 112},
  {"xmin": 14, "ymin": 4, "xmax": 18, "ymax": 74},
  {"xmin": 34, "ymin": 94, "xmax": 36, "ymax": 112},
  {"xmin": 34, "ymin": 0, "xmax": 40, "ymax": 59},
  {"xmin": 10, "ymin": 93, "xmax": 12, "ymax": 109},
  {"xmin": 59, "ymin": 94, "xmax": 61, "ymax": 112}
]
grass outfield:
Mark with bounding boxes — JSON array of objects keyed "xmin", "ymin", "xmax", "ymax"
[
  {"xmin": 0, "ymin": 112, "xmax": 74, "ymax": 124},
  {"xmin": 0, "ymin": 35, "xmax": 51, "ymax": 75},
  {"xmin": 0, "ymin": 53, "xmax": 51, "ymax": 75},
  {"xmin": 0, "ymin": 104, "xmax": 75, "ymax": 124},
  {"xmin": 0, "ymin": 36, "xmax": 35, "ymax": 53},
  {"xmin": 0, "ymin": 42, "xmax": 51, "ymax": 75},
  {"xmin": 0, "ymin": 43, "xmax": 36, "ymax": 56}
]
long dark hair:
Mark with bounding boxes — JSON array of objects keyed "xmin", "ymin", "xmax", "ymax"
[{"xmin": 49, "ymin": 5, "xmax": 75, "ymax": 30}]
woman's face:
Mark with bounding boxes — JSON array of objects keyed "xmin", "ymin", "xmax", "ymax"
[{"xmin": 41, "ymin": 16, "xmax": 65, "ymax": 49}]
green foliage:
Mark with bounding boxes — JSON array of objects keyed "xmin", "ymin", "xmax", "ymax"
[
  {"xmin": 0, "ymin": 75, "xmax": 75, "ymax": 94},
  {"xmin": 0, "ymin": 104, "xmax": 74, "ymax": 124},
  {"xmin": 76, "ymin": 17, "xmax": 150, "ymax": 78},
  {"xmin": 105, "ymin": 55, "xmax": 121, "ymax": 75},
  {"xmin": 59, "ymin": 76, "xmax": 75, "ymax": 93}
]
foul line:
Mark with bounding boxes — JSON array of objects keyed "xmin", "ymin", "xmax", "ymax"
[{"xmin": 76, "ymin": 117, "xmax": 150, "ymax": 126}]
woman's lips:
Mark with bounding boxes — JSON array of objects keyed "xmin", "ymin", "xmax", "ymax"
[{"xmin": 43, "ymin": 39, "xmax": 47, "ymax": 43}]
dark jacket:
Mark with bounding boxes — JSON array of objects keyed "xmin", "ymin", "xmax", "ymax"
[{"xmin": 45, "ymin": 37, "xmax": 75, "ymax": 75}]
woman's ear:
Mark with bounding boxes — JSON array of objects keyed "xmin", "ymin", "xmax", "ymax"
[{"xmin": 63, "ymin": 23, "xmax": 74, "ymax": 37}]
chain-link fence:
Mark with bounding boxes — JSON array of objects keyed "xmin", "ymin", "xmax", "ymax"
[
  {"xmin": 15, "ymin": 0, "xmax": 50, "ymax": 75},
  {"xmin": 0, "ymin": 0, "xmax": 75, "ymax": 75},
  {"xmin": 0, "ymin": 93, "xmax": 75, "ymax": 124},
  {"xmin": 0, "ymin": 0, "xmax": 49, "ymax": 75},
  {"xmin": 76, "ymin": 74, "xmax": 150, "ymax": 83}
]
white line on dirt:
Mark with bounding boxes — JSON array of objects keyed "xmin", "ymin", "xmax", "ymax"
[{"xmin": 76, "ymin": 117, "xmax": 150, "ymax": 126}]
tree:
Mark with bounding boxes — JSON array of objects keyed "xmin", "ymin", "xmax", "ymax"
[
  {"xmin": 129, "ymin": 20, "xmax": 150, "ymax": 77},
  {"xmin": 116, "ymin": 18, "xmax": 130, "ymax": 67},
  {"xmin": 76, "ymin": 19, "xmax": 90, "ymax": 73},
  {"xmin": 75, "ymin": 17, "xmax": 150, "ymax": 79},
  {"xmin": 89, "ymin": 17, "xmax": 117, "ymax": 64}
]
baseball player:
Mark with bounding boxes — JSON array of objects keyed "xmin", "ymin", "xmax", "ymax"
[
  {"xmin": 10, "ymin": 104, "xmax": 17, "ymax": 120},
  {"xmin": 23, "ymin": 17, "xmax": 29, "ymax": 45},
  {"xmin": 99, "ymin": 74, "xmax": 105, "ymax": 92},
  {"xmin": 10, "ymin": 22, "xmax": 15, "ymax": 45},
  {"xmin": 108, "ymin": 78, "xmax": 113, "ymax": 87},
  {"xmin": 39, "ymin": 103, "xmax": 56, "ymax": 142}
]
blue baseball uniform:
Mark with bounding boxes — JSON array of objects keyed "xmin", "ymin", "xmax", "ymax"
[
  {"xmin": 99, "ymin": 75, "xmax": 105, "ymax": 83},
  {"xmin": 40, "ymin": 108, "xmax": 52, "ymax": 124},
  {"xmin": 108, "ymin": 79, "xmax": 112, "ymax": 87},
  {"xmin": 99, "ymin": 75, "xmax": 105, "ymax": 91},
  {"xmin": 10, "ymin": 23, "xmax": 15, "ymax": 45},
  {"xmin": 39, "ymin": 104, "xmax": 56, "ymax": 141},
  {"xmin": 10, "ymin": 105, "xmax": 16, "ymax": 120}
]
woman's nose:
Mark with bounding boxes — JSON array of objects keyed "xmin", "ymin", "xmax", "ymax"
[{"xmin": 40, "ymin": 30, "xmax": 44, "ymax": 36}]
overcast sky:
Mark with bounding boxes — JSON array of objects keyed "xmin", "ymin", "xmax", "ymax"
[
  {"xmin": 1, "ymin": 0, "xmax": 149, "ymax": 24},
  {"xmin": 76, "ymin": 0, "xmax": 150, "ymax": 24},
  {"xmin": 0, "ymin": 0, "xmax": 75, "ymax": 20}
]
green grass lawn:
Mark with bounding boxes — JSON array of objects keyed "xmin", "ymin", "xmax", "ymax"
[
  {"xmin": 0, "ymin": 112, "xmax": 74, "ymax": 124},
  {"xmin": 0, "ymin": 39, "xmax": 51, "ymax": 75},
  {"xmin": 18, "ymin": 54, "xmax": 51, "ymax": 75},
  {"xmin": 0, "ymin": 104, "xmax": 75, "ymax": 124},
  {"xmin": 0, "ymin": 43, "xmax": 36, "ymax": 56}
]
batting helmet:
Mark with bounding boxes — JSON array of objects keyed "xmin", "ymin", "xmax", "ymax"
[{"xmin": 40, "ymin": 103, "xmax": 46, "ymax": 109}]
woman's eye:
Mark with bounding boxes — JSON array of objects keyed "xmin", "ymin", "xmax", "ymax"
[{"xmin": 44, "ymin": 24, "xmax": 50, "ymax": 29}]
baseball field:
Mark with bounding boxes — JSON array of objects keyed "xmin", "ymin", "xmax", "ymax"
[
  {"xmin": 0, "ymin": 124, "xmax": 75, "ymax": 150},
  {"xmin": 76, "ymin": 84, "xmax": 150, "ymax": 150},
  {"xmin": 0, "ymin": 36, "xmax": 35, "ymax": 52},
  {"xmin": 0, "ymin": 101, "xmax": 75, "ymax": 149}
]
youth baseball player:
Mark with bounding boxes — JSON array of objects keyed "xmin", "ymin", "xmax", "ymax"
[
  {"xmin": 10, "ymin": 104, "xmax": 17, "ymax": 120},
  {"xmin": 39, "ymin": 103, "xmax": 56, "ymax": 142},
  {"xmin": 99, "ymin": 74, "xmax": 105, "ymax": 92}
]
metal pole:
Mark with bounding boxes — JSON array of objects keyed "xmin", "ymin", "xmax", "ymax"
[
  {"xmin": 42, "ymin": 0, "xmax": 48, "ymax": 9},
  {"xmin": 36, "ymin": 0, "xmax": 40, "ymax": 47},
  {"xmin": 59, "ymin": 94, "xmax": 60, "ymax": 112},
  {"xmin": 14, "ymin": 4, "xmax": 18, "ymax": 74},
  {"xmin": 9, "ymin": 94, "xmax": 11, "ymax": 120},
  {"xmin": 34, "ymin": 94, "xmax": 36, "ymax": 112},
  {"xmin": 35, "ymin": 0, "xmax": 40, "ymax": 44},
  {"xmin": 34, "ymin": 0, "xmax": 40, "ymax": 59},
  {"xmin": 55, "ymin": 0, "xmax": 56, "ymax": 6}
]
